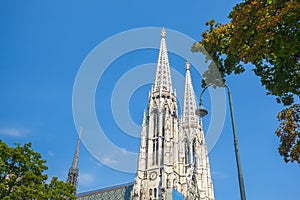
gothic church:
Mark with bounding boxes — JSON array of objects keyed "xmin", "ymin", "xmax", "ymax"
[{"xmin": 72, "ymin": 28, "xmax": 214, "ymax": 200}]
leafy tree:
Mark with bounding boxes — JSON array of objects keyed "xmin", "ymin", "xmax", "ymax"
[
  {"xmin": 0, "ymin": 140, "xmax": 76, "ymax": 199},
  {"xmin": 276, "ymin": 104, "xmax": 300, "ymax": 163},
  {"xmin": 192, "ymin": 0, "xmax": 300, "ymax": 163}
]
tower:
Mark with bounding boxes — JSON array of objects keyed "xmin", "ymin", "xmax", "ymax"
[
  {"xmin": 131, "ymin": 27, "xmax": 180, "ymax": 200},
  {"xmin": 131, "ymin": 28, "xmax": 214, "ymax": 200},
  {"xmin": 67, "ymin": 128, "xmax": 82, "ymax": 189},
  {"xmin": 181, "ymin": 61, "xmax": 214, "ymax": 199}
]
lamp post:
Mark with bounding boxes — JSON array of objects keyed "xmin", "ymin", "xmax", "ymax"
[{"xmin": 196, "ymin": 84, "xmax": 246, "ymax": 200}]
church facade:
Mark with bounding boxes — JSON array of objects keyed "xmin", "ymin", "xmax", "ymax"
[
  {"xmin": 130, "ymin": 28, "xmax": 214, "ymax": 200},
  {"xmin": 75, "ymin": 28, "xmax": 214, "ymax": 200}
]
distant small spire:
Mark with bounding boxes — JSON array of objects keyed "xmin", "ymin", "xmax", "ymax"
[{"xmin": 67, "ymin": 128, "xmax": 82, "ymax": 190}]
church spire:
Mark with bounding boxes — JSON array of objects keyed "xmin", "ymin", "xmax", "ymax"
[
  {"xmin": 132, "ymin": 29, "xmax": 214, "ymax": 200},
  {"xmin": 153, "ymin": 27, "xmax": 173, "ymax": 92},
  {"xmin": 182, "ymin": 60, "xmax": 198, "ymax": 127},
  {"xmin": 181, "ymin": 61, "xmax": 215, "ymax": 200},
  {"xmin": 67, "ymin": 128, "xmax": 82, "ymax": 189}
]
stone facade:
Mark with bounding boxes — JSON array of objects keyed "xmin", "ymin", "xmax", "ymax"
[{"xmin": 131, "ymin": 28, "xmax": 214, "ymax": 200}]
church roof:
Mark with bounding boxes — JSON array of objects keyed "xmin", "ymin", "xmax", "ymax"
[{"xmin": 76, "ymin": 182, "xmax": 133, "ymax": 200}]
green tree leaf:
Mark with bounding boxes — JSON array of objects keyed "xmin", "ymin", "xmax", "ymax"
[
  {"xmin": 192, "ymin": 0, "xmax": 300, "ymax": 164},
  {"xmin": 0, "ymin": 140, "xmax": 76, "ymax": 199}
]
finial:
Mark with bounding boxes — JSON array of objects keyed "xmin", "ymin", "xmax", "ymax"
[
  {"xmin": 161, "ymin": 27, "xmax": 166, "ymax": 38},
  {"xmin": 185, "ymin": 60, "xmax": 190, "ymax": 70}
]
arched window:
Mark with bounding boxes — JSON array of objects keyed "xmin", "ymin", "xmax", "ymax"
[
  {"xmin": 192, "ymin": 139, "xmax": 197, "ymax": 166},
  {"xmin": 155, "ymin": 140, "xmax": 159, "ymax": 165},
  {"xmin": 154, "ymin": 114, "xmax": 158, "ymax": 137},
  {"xmin": 152, "ymin": 139, "xmax": 155, "ymax": 166},
  {"xmin": 152, "ymin": 111, "xmax": 159, "ymax": 166},
  {"xmin": 149, "ymin": 188, "xmax": 153, "ymax": 196},
  {"xmin": 162, "ymin": 109, "xmax": 166, "ymax": 137},
  {"xmin": 153, "ymin": 141, "xmax": 155, "ymax": 152},
  {"xmin": 154, "ymin": 188, "xmax": 157, "ymax": 197},
  {"xmin": 185, "ymin": 143, "xmax": 190, "ymax": 164}
]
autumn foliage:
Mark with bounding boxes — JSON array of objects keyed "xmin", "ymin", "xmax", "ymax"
[
  {"xmin": 276, "ymin": 104, "xmax": 300, "ymax": 163},
  {"xmin": 192, "ymin": 0, "xmax": 300, "ymax": 164}
]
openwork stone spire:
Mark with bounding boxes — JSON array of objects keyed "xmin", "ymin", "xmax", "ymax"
[
  {"xmin": 67, "ymin": 128, "xmax": 82, "ymax": 189},
  {"xmin": 181, "ymin": 61, "xmax": 215, "ymax": 200},
  {"xmin": 132, "ymin": 28, "xmax": 179, "ymax": 200},
  {"xmin": 182, "ymin": 60, "xmax": 199, "ymax": 127},
  {"xmin": 132, "ymin": 29, "xmax": 214, "ymax": 200},
  {"xmin": 153, "ymin": 27, "xmax": 173, "ymax": 92}
]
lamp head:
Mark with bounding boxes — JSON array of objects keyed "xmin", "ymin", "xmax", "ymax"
[{"xmin": 195, "ymin": 104, "xmax": 208, "ymax": 118}]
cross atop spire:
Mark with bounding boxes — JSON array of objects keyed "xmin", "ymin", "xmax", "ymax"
[
  {"xmin": 67, "ymin": 128, "xmax": 82, "ymax": 189},
  {"xmin": 182, "ymin": 61, "xmax": 198, "ymax": 126},
  {"xmin": 153, "ymin": 27, "xmax": 173, "ymax": 93}
]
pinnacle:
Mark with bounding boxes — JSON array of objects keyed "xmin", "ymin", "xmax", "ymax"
[
  {"xmin": 153, "ymin": 27, "xmax": 173, "ymax": 93},
  {"xmin": 182, "ymin": 61, "xmax": 198, "ymax": 125},
  {"xmin": 142, "ymin": 110, "xmax": 146, "ymax": 124}
]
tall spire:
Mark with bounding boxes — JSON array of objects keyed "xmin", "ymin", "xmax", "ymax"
[
  {"xmin": 67, "ymin": 128, "xmax": 82, "ymax": 189},
  {"xmin": 181, "ymin": 61, "xmax": 215, "ymax": 200},
  {"xmin": 132, "ymin": 28, "xmax": 180, "ymax": 200},
  {"xmin": 132, "ymin": 30, "xmax": 214, "ymax": 200},
  {"xmin": 153, "ymin": 27, "xmax": 173, "ymax": 92},
  {"xmin": 182, "ymin": 60, "xmax": 198, "ymax": 127}
]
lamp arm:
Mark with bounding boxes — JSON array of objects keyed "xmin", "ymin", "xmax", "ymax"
[{"xmin": 199, "ymin": 83, "xmax": 214, "ymax": 105}]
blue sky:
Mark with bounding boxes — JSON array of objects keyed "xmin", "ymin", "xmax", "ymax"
[{"xmin": 0, "ymin": 1, "xmax": 299, "ymax": 200}]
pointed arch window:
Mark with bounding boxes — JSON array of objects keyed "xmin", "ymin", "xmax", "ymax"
[
  {"xmin": 162, "ymin": 109, "xmax": 166, "ymax": 138},
  {"xmin": 154, "ymin": 188, "xmax": 157, "ymax": 198},
  {"xmin": 185, "ymin": 143, "xmax": 190, "ymax": 164},
  {"xmin": 192, "ymin": 139, "xmax": 197, "ymax": 168},
  {"xmin": 154, "ymin": 113, "xmax": 158, "ymax": 138},
  {"xmin": 152, "ymin": 111, "xmax": 160, "ymax": 165}
]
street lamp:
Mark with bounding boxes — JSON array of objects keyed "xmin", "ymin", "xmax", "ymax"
[{"xmin": 196, "ymin": 84, "xmax": 246, "ymax": 200}]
